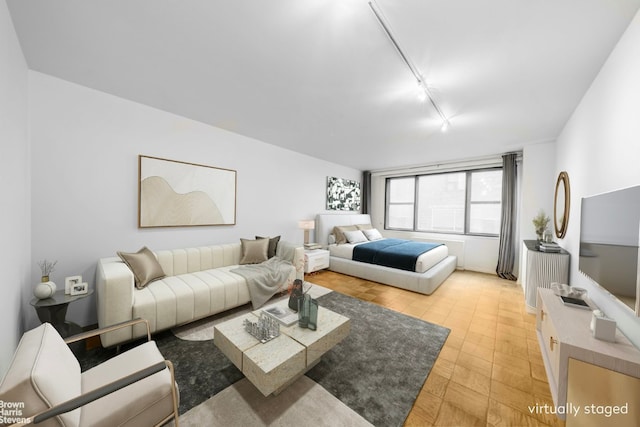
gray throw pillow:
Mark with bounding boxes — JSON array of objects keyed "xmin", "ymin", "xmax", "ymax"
[
  {"xmin": 240, "ymin": 238, "xmax": 269, "ymax": 264},
  {"xmin": 256, "ymin": 235, "xmax": 281, "ymax": 258},
  {"xmin": 117, "ymin": 246, "xmax": 166, "ymax": 289}
]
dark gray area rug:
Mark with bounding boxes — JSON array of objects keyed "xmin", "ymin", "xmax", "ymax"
[
  {"xmin": 307, "ymin": 291, "xmax": 450, "ymax": 426},
  {"xmin": 77, "ymin": 291, "xmax": 449, "ymax": 426}
]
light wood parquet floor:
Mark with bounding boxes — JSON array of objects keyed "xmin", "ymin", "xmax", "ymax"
[{"xmin": 306, "ymin": 269, "xmax": 566, "ymax": 427}]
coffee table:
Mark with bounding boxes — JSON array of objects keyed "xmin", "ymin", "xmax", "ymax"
[{"xmin": 214, "ymin": 304, "xmax": 350, "ymax": 396}]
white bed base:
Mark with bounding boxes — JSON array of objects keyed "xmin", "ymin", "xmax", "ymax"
[{"xmin": 315, "ymin": 213, "xmax": 457, "ymax": 295}]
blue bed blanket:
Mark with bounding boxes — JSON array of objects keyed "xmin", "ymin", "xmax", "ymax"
[{"xmin": 352, "ymin": 238, "xmax": 443, "ymax": 272}]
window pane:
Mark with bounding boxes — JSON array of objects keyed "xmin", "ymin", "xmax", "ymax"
[
  {"xmin": 388, "ymin": 178, "xmax": 415, "ymax": 203},
  {"xmin": 388, "ymin": 205, "xmax": 414, "ymax": 229},
  {"xmin": 469, "ymin": 204, "xmax": 501, "ymax": 234},
  {"xmin": 471, "ymin": 170, "xmax": 502, "ymax": 202},
  {"xmin": 416, "ymin": 173, "xmax": 465, "ymax": 233}
]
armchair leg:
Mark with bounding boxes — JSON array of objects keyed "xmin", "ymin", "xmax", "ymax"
[
  {"xmin": 156, "ymin": 360, "xmax": 180, "ymax": 427},
  {"xmin": 168, "ymin": 360, "xmax": 180, "ymax": 427}
]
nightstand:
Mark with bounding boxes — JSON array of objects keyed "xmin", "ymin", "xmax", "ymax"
[{"xmin": 304, "ymin": 249, "xmax": 330, "ymax": 273}]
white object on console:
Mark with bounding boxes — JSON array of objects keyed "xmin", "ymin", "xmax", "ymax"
[{"xmin": 590, "ymin": 310, "xmax": 617, "ymax": 342}]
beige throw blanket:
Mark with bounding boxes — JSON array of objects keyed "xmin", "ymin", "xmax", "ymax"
[{"xmin": 232, "ymin": 257, "xmax": 293, "ymax": 309}]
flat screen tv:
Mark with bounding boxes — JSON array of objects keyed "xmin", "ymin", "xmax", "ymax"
[{"xmin": 579, "ymin": 185, "xmax": 640, "ymax": 315}]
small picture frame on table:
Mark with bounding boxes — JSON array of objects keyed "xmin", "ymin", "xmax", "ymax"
[
  {"xmin": 70, "ymin": 282, "xmax": 88, "ymax": 296},
  {"xmin": 65, "ymin": 275, "xmax": 82, "ymax": 295}
]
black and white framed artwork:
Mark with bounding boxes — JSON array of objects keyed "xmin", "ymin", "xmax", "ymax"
[{"xmin": 326, "ymin": 176, "xmax": 361, "ymax": 211}]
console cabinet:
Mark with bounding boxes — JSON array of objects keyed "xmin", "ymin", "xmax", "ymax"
[
  {"xmin": 521, "ymin": 240, "xmax": 569, "ymax": 313},
  {"xmin": 536, "ymin": 288, "xmax": 640, "ymax": 420},
  {"xmin": 567, "ymin": 358, "xmax": 640, "ymax": 427}
]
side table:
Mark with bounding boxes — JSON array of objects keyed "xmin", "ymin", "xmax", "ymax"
[
  {"xmin": 30, "ymin": 289, "xmax": 94, "ymax": 338},
  {"xmin": 304, "ymin": 249, "xmax": 330, "ymax": 274}
]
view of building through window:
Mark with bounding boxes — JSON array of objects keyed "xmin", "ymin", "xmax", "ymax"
[{"xmin": 386, "ymin": 168, "xmax": 502, "ymax": 236}]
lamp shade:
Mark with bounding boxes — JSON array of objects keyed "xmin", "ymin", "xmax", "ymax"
[
  {"xmin": 298, "ymin": 220, "xmax": 315, "ymax": 245},
  {"xmin": 298, "ymin": 220, "xmax": 315, "ymax": 230}
]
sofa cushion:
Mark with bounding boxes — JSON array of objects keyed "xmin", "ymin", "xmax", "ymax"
[
  {"xmin": 132, "ymin": 266, "xmax": 252, "ymax": 330},
  {"xmin": 117, "ymin": 246, "xmax": 166, "ymax": 289},
  {"xmin": 0, "ymin": 323, "xmax": 81, "ymax": 427},
  {"xmin": 239, "ymin": 238, "xmax": 269, "ymax": 264}
]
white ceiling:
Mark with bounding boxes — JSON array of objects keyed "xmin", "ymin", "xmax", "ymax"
[{"xmin": 7, "ymin": 0, "xmax": 640, "ymax": 171}]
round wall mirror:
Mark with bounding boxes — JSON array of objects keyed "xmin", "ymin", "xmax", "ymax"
[{"xmin": 554, "ymin": 171, "xmax": 570, "ymax": 238}]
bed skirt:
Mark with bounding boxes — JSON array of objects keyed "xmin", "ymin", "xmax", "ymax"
[{"xmin": 328, "ymin": 255, "xmax": 457, "ymax": 295}]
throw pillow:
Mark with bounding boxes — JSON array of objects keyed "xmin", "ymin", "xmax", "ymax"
[
  {"xmin": 333, "ymin": 225, "xmax": 358, "ymax": 245},
  {"xmin": 256, "ymin": 235, "xmax": 281, "ymax": 258},
  {"xmin": 356, "ymin": 223, "xmax": 374, "ymax": 231},
  {"xmin": 363, "ymin": 228, "xmax": 384, "ymax": 241},
  {"xmin": 117, "ymin": 247, "xmax": 166, "ymax": 289},
  {"xmin": 344, "ymin": 229, "xmax": 369, "ymax": 244},
  {"xmin": 240, "ymin": 238, "xmax": 269, "ymax": 264}
]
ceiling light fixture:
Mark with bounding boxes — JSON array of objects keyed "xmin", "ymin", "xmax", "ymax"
[{"xmin": 368, "ymin": 1, "xmax": 450, "ymax": 132}]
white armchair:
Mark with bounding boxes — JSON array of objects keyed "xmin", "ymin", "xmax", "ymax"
[{"xmin": 0, "ymin": 319, "xmax": 179, "ymax": 427}]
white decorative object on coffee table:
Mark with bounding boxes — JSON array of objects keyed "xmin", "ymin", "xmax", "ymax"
[{"xmin": 215, "ymin": 306, "xmax": 350, "ymax": 396}]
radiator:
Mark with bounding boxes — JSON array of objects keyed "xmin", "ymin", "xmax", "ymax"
[{"xmin": 521, "ymin": 240, "xmax": 570, "ymax": 312}]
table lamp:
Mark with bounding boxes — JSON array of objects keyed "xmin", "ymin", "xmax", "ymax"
[{"xmin": 298, "ymin": 220, "xmax": 315, "ymax": 245}]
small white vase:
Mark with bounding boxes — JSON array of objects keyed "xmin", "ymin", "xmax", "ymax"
[{"xmin": 34, "ymin": 281, "xmax": 56, "ymax": 299}]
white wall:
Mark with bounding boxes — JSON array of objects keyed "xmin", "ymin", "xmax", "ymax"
[
  {"xmin": 556, "ymin": 9, "xmax": 640, "ymax": 347},
  {"xmin": 520, "ymin": 142, "xmax": 556, "ymax": 242},
  {"xmin": 28, "ymin": 72, "xmax": 360, "ymax": 330},
  {"xmin": 0, "ymin": 1, "xmax": 29, "ymax": 376}
]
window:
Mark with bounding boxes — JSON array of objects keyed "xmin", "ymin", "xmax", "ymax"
[
  {"xmin": 385, "ymin": 168, "xmax": 503, "ymax": 236},
  {"xmin": 416, "ymin": 173, "xmax": 466, "ymax": 233},
  {"xmin": 386, "ymin": 177, "xmax": 414, "ymax": 229},
  {"xmin": 468, "ymin": 169, "xmax": 502, "ymax": 235}
]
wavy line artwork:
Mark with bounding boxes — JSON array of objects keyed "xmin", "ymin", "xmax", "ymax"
[
  {"xmin": 140, "ymin": 176, "xmax": 224, "ymax": 226},
  {"xmin": 138, "ymin": 156, "xmax": 236, "ymax": 227}
]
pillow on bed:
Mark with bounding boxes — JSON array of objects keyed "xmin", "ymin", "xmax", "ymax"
[
  {"xmin": 363, "ymin": 228, "xmax": 383, "ymax": 241},
  {"xmin": 334, "ymin": 225, "xmax": 358, "ymax": 244},
  {"xmin": 356, "ymin": 224, "xmax": 373, "ymax": 231},
  {"xmin": 344, "ymin": 229, "xmax": 369, "ymax": 244}
]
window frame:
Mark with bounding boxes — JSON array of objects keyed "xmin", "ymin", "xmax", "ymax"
[
  {"xmin": 384, "ymin": 177, "xmax": 416, "ymax": 231},
  {"xmin": 385, "ymin": 167, "xmax": 503, "ymax": 237}
]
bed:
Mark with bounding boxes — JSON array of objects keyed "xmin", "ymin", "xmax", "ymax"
[{"xmin": 316, "ymin": 213, "xmax": 457, "ymax": 295}]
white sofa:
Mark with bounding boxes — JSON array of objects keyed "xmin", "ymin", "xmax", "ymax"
[{"xmin": 96, "ymin": 241, "xmax": 304, "ymax": 347}]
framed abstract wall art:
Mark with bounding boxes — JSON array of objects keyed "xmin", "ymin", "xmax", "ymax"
[
  {"xmin": 138, "ymin": 155, "xmax": 237, "ymax": 227},
  {"xmin": 326, "ymin": 176, "xmax": 361, "ymax": 211}
]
